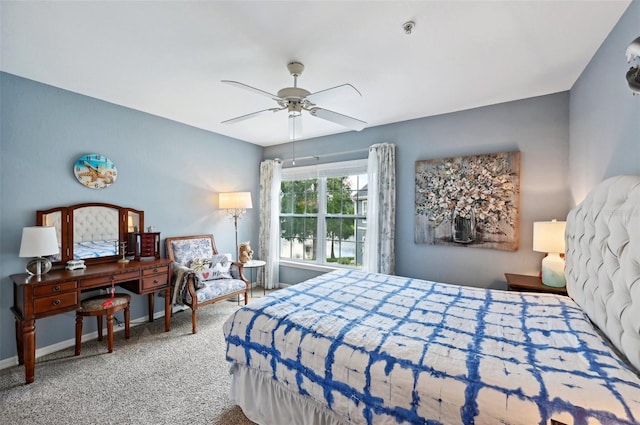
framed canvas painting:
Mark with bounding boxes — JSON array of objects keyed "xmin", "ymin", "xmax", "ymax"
[{"xmin": 415, "ymin": 151, "xmax": 520, "ymax": 251}]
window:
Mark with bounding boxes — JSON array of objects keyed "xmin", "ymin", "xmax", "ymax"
[{"xmin": 280, "ymin": 160, "xmax": 368, "ymax": 268}]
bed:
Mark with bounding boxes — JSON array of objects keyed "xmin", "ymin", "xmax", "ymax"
[{"xmin": 223, "ymin": 175, "xmax": 640, "ymax": 425}]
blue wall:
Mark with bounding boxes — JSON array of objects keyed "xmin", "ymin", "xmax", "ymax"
[
  {"xmin": 0, "ymin": 73, "xmax": 262, "ymax": 361},
  {"xmin": 569, "ymin": 0, "xmax": 640, "ymax": 204},
  {"xmin": 266, "ymin": 92, "xmax": 571, "ymax": 289}
]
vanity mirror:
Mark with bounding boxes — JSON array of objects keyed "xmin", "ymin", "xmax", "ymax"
[{"xmin": 37, "ymin": 202, "xmax": 144, "ymax": 266}]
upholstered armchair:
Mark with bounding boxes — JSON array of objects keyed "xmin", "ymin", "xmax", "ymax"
[{"xmin": 165, "ymin": 234, "xmax": 249, "ymax": 333}]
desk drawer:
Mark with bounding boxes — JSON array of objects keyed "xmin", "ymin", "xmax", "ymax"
[
  {"xmin": 34, "ymin": 292, "xmax": 78, "ymax": 314},
  {"xmin": 142, "ymin": 265, "xmax": 169, "ymax": 276},
  {"xmin": 81, "ymin": 271, "xmax": 140, "ymax": 288},
  {"xmin": 33, "ymin": 281, "xmax": 77, "ymax": 297},
  {"xmin": 141, "ymin": 274, "xmax": 168, "ymax": 291}
]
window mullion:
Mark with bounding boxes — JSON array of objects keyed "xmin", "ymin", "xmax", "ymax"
[{"xmin": 317, "ymin": 177, "xmax": 327, "ymax": 264}]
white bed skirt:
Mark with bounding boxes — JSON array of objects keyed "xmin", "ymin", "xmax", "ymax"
[{"xmin": 230, "ymin": 363, "xmax": 348, "ymax": 425}]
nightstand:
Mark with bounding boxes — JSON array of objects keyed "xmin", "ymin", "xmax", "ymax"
[{"xmin": 504, "ymin": 273, "xmax": 568, "ymax": 296}]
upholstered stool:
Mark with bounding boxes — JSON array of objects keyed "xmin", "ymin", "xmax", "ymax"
[{"xmin": 75, "ymin": 293, "xmax": 131, "ymax": 355}]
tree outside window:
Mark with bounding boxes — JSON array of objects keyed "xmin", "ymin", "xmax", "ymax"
[{"xmin": 280, "ymin": 173, "xmax": 367, "ymax": 267}]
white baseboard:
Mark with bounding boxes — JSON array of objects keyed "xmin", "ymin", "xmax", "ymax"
[{"xmin": 0, "ymin": 310, "xmax": 167, "ymax": 371}]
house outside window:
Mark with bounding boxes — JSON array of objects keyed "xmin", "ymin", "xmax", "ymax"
[{"xmin": 280, "ymin": 159, "xmax": 368, "ymax": 268}]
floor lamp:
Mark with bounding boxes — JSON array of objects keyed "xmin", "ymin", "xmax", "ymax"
[{"xmin": 219, "ymin": 192, "xmax": 253, "ymax": 260}]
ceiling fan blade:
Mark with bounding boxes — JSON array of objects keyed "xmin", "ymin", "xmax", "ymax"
[
  {"xmin": 289, "ymin": 115, "xmax": 302, "ymax": 140},
  {"xmin": 309, "ymin": 107, "xmax": 366, "ymax": 131},
  {"xmin": 306, "ymin": 84, "xmax": 362, "ymax": 105},
  {"xmin": 222, "ymin": 107, "xmax": 283, "ymax": 125},
  {"xmin": 221, "ymin": 80, "xmax": 282, "ymax": 102}
]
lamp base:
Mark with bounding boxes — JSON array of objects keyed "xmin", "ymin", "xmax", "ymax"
[
  {"xmin": 541, "ymin": 253, "xmax": 566, "ymax": 287},
  {"xmin": 25, "ymin": 257, "xmax": 52, "ymax": 276}
]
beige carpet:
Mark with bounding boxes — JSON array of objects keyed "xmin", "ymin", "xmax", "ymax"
[{"xmin": 0, "ymin": 294, "xmax": 264, "ymax": 425}]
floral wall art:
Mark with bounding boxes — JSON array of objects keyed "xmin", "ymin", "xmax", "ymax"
[{"xmin": 415, "ymin": 151, "xmax": 520, "ymax": 251}]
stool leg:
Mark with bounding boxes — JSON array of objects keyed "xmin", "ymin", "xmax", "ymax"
[
  {"xmin": 124, "ymin": 304, "xmax": 130, "ymax": 340},
  {"xmin": 75, "ymin": 315, "xmax": 83, "ymax": 356},
  {"xmin": 106, "ymin": 311, "xmax": 114, "ymax": 353},
  {"xmin": 97, "ymin": 315, "xmax": 103, "ymax": 341}
]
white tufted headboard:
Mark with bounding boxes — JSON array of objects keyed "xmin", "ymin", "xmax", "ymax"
[{"xmin": 565, "ymin": 175, "xmax": 640, "ymax": 372}]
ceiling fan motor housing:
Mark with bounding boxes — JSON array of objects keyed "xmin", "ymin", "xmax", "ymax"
[{"xmin": 277, "ymin": 87, "xmax": 311, "ymax": 100}]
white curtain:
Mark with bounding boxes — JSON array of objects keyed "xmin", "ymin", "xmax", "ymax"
[
  {"xmin": 363, "ymin": 143, "xmax": 396, "ymax": 274},
  {"xmin": 258, "ymin": 159, "xmax": 282, "ymax": 289}
]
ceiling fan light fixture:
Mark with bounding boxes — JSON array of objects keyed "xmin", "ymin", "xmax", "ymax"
[{"xmin": 288, "ymin": 102, "xmax": 303, "ymax": 117}]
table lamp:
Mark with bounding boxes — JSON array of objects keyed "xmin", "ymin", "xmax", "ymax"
[
  {"xmin": 219, "ymin": 192, "xmax": 252, "ymax": 260},
  {"xmin": 533, "ymin": 219, "xmax": 567, "ymax": 287},
  {"xmin": 19, "ymin": 226, "xmax": 59, "ymax": 275}
]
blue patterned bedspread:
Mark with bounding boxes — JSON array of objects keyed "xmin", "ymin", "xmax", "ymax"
[{"xmin": 223, "ymin": 269, "xmax": 640, "ymax": 424}]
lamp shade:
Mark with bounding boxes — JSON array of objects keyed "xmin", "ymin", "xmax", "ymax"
[
  {"xmin": 533, "ymin": 220, "xmax": 566, "ymax": 254},
  {"xmin": 19, "ymin": 226, "xmax": 59, "ymax": 257},
  {"xmin": 219, "ymin": 192, "xmax": 253, "ymax": 209}
]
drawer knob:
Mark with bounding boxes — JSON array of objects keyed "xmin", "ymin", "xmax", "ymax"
[
  {"xmin": 53, "ymin": 285, "xmax": 60, "ymax": 292},
  {"xmin": 153, "ymin": 279, "xmax": 159, "ymax": 285},
  {"xmin": 153, "ymin": 268, "xmax": 158, "ymax": 273},
  {"xmin": 53, "ymin": 299, "xmax": 61, "ymax": 306}
]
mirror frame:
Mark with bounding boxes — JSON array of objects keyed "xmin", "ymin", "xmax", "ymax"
[{"xmin": 37, "ymin": 202, "xmax": 144, "ymax": 266}]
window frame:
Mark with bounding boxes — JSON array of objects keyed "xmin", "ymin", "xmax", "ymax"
[{"xmin": 279, "ymin": 159, "xmax": 368, "ymax": 269}]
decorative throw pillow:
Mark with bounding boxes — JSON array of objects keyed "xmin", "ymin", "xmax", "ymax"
[{"xmin": 189, "ymin": 255, "xmax": 232, "ymax": 281}]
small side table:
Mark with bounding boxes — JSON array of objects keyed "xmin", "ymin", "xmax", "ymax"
[
  {"xmin": 243, "ymin": 260, "xmax": 266, "ymax": 296},
  {"xmin": 505, "ymin": 273, "xmax": 568, "ymax": 296}
]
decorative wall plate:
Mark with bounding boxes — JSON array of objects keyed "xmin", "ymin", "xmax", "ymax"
[{"xmin": 74, "ymin": 154, "xmax": 118, "ymax": 189}]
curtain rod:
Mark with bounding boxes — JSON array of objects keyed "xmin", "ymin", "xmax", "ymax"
[{"xmin": 276, "ymin": 147, "xmax": 370, "ymax": 164}]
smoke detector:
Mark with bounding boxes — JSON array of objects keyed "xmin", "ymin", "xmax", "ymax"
[{"xmin": 403, "ymin": 21, "xmax": 415, "ymax": 35}]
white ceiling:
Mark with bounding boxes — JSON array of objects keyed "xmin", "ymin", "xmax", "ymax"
[{"xmin": 1, "ymin": 1, "xmax": 631, "ymax": 147}]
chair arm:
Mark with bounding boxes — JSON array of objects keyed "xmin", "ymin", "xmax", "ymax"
[
  {"xmin": 184, "ymin": 272, "xmax": 198, "ymax": 307},
  {"xmin": 232, "ymin": 261, "xmax": 249, "ymax": 286},
  {"xmin": 170, "ymin": 262, "xmax": 199, "ymax": 307}
]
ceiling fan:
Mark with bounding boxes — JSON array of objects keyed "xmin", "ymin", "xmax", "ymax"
[{"xmin": 221, "ymin": 62, "xmax": 367, "ymax": 140}]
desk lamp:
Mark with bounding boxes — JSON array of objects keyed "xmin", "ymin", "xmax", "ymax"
[{"xmin": 19, "ymin": 226, "xmax": 59, "ymax": 276}]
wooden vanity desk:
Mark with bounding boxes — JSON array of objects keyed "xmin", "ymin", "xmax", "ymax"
[
  {"xmin": 11, "ymin": 259, "xmax": 172, "ymax": 384},
  {"xmin": 12, "ymin": 201, "xmax": 173, "ymax": 384}
]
